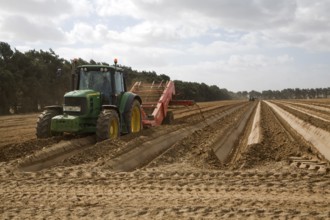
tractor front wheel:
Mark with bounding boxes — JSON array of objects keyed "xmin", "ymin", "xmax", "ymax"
[
  {"xmin": 36, "ymin": 109, "xmax": 61, "ymax": 138},
  {"xmin": 96, "ymin": 109, "xmax": 120, "ymax": 141}
]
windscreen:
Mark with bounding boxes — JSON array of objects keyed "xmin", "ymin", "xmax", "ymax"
[{"xmin": 79, "ymin": 69, "xmax": 111, "ymax": 93}]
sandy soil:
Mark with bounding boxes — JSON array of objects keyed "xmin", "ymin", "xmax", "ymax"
[
  {"xmin": 0, "ymin": 114, "xmax": 39, "ymax": 147},
  {"xmin": 0, "ymin": 99, "xmax": 330, "ymax": 219},
  {"xmin": 267, "ymin": 101, "xmax": 330, "ymax": 161}
]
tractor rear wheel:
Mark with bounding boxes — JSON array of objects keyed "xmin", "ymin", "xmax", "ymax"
[
  {"xmin": 36, "ymin": 109, "xmax": 61, "ymax": 138},
  {"xmin": 96, "ymin": 109, "xmax": 120, "ymax": 141},
  {"xmin": 126, "ymin": 100, "xmax": 142, "ymax": 133}
]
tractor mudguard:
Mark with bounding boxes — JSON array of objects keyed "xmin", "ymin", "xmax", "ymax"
[
  {"xmin": 102, "ymin": 105, "xmax": 120, "ymax": 115},
  {"xmin": 44, "ymin": 105, "xmax": 63, "ymax": 114},
  {"xmin": 119, "ymin": 92, "xmax": 142, "ymax": 114},
  {"xmin": 119, "ymin": 92, "xmax": 142, "ymax": 133},
  {"xmin": 100, "ymin": 105, "xmax": 121, "ymax": 133}
]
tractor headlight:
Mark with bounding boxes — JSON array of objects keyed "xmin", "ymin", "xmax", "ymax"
[{"xmin": 63, "ymin": 106, "xmax": 81, "ymax": 112}]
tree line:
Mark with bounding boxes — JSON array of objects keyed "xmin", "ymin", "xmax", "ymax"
[
  {"xmin": 0, "ymin": 42, "xmax": 72, "ymax": 115},
  {"xmin": 2, "ymin": 41, "xmax": 327, "ymax": 115},
  {"xmin": 0, "ymin": 42, "xmax": 233, "ymax": 115},
  {"xmin": 236, "ymin": 88, "xmax": 330, "ymax": 100}
]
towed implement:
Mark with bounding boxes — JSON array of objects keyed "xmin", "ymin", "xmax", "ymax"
[{"xmin": 36, "ymin": 59, "xmax": 193, "ymax": 141}]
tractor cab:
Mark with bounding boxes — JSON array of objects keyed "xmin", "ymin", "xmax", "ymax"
[{"xmin": 74, "ymin": 64, "xmax": 126, "ymax": 105}]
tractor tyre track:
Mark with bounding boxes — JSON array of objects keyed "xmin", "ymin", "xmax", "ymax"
[
  {"xmin": 1, "ymin": 167, "xmax": 329, "ymax": 219},
  {"xmin": 146, "ymin": 102, "xmax": 255, "ymax": 170},
  {"xmin": 14, "ymin": 102, "xmax": 247, "ymax": 171},
  {"xmin": 237, "ymin": 101, "xmax": 316, "ymax": 169}
]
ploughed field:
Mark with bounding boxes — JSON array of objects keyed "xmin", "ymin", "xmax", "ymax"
[{"xmin": 0, "ymin": 99, "xmax": 330, "ymax": 219}]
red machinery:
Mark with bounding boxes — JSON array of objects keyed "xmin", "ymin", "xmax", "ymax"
[{"xmin": 130, "ymin": 81, "xmax": 194, "ymax": 127}]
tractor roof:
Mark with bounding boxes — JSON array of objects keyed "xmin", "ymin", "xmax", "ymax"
[{"xmin": 78, "ymin": 64, "xmax": 123, "ymax": 71}]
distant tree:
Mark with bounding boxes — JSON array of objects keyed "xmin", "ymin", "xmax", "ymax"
[
  {"xmin": 281, "ymin": 88, "xmax": 294, "ymax": 99},
  {"xmin": 241, "ymin": 91, "xmax": 248, "ymax": 99},
  {"xmin": 259, "ymin": 87, "xmax": 330, "ymax": 100},
  {"xmin": 209, "ymin": 85, "xmax": 221, "ymax": 100},
  {"xmin": 261, "ymin": 90, "xmax": 274, "ymax": 99},
  {"xmin": 174, "ymin": 80, "xmax": 232, "ymax": 101},
  {"xmin": 89, "ymin": 59, "xmax": 97, "ymax": 65},
  {"xmin": 249, "ymin": 90, "xmax": 261, "ymax": 99},
  {"xmin": 0, "ymin": 69, "xmax": 16, "ymax": 114},
  {"xmin": 316, "ymin": 88, "xmax": 322, "ymax": 98},
  {"xmin": 0, "ymin": 42, "xmax": 14, "ymax": 64},
  {"xmin": 159, "ymin": 74, "xmax": 170, "ymax": 82}
]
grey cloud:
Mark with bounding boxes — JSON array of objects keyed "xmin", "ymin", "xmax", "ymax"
[
  {"xmin": 0, "ymin": 0, "xmax": 72, "ymax": 17},
  {"xmin": 133, "ymin": 0, "xmax": 297, "ymax": 30},
  {"xmin": 1, "ymin": 15, "xmax": 66, "ymax": 42},
  {"xmin": 135, "ymin": 0, "xmax": 330, "ymax": 52}
]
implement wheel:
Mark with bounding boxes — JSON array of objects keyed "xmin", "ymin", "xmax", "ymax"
[
  {"xmin": 36, "ymin": 109, "xmax": 61, "ymax": 138},
  {"xmin": 96, "ymin": 109, "xmax": 120, "ymax": 141},
  {"xmin": 127, "ymin": 100, "xmax": 142, "ymax": 133},
  {"xmin": 162, "ymin": 111, "xmax": 174, "ymax": 125}
]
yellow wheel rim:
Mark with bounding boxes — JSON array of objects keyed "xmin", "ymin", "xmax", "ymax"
[
  {"xmin": 131, "ymin": 105, "xmax": 141, "ymax": 133},
  {"xmin": 109, "ymin": 118, "xmax": 119, "ymax": 139}
]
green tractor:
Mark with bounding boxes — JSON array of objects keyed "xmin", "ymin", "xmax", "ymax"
[{"xmin": 36, "ymin": 59, "xmax": 142, "ymax": 141}]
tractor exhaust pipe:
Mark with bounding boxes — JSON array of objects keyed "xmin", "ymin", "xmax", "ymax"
[{"xmin": 71, "ymin": 59, "xmax": 78, "ymax": 90}]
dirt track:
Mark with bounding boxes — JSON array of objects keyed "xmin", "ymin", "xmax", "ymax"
[{"xmin": 1, "ymin": 99, "xmax": 330, "ymax": 219}]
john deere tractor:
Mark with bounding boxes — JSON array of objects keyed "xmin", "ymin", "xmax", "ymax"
[{"xmin": 36, "ymin": 59, "xmax": 142, "ymax": 141}]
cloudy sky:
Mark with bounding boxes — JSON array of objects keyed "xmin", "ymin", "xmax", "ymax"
[{"xmin": 0, "ymin": 0, "xmax": 329, "ymax": 92}]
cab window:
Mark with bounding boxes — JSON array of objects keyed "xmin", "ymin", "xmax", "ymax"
[{"xmin": 114, "ymin": 71, "xmax": 124, "ymax": 93}]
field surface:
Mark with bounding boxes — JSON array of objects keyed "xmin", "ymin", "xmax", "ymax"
[{"xmin": 0, "ymin": 99, "xmax": 330, "ymax": 219}]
